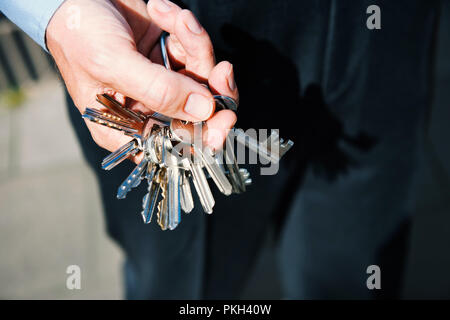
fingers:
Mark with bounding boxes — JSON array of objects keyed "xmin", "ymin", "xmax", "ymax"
[
  {"xmin": 205, "ymin": 110, "xmax": 237, "ymax": 150},
  {"xmin": 148, "ymin": 0, "xmax": 215, "ymax": 80},
  {"xmin": 208, "ymin": 61, "xmax": 239, "ymax": 102},
  {"xmin": 147, "ymin": 0, "xmax": 182, "ymax": 32},
  {"xmin": 172, "ymin": 10, "xmax": 215, "ymax": 79},
  {"xmin": 108, "ymin": 49, "xmax": 214, "ymax": 122},
  {"xmin": 203, "ymin": 61, "xmax": 239, "ymax": 150}
]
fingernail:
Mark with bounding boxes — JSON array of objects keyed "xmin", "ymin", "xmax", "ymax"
[
  {"xmin": 153, "ymin": 0, "xmax": 172, "ymax": 13},
  {"xmin": 184, "ymin": 94, "xmax": 213, "ymax": 119},
  {"xmin": 228, "ymin": 64, "xmax": 236, "ymax": 91},
  {"xmin": 184, "ymin": 13, "xmax": 203, "ymax": 34}
]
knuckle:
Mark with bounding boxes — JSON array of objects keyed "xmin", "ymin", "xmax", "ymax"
[
  {"xmin": 167, "ymin": 36, "xmax": 186, "ymax": 60},
  {"xmin": 198, "ymin": 39, "xmax": 214, "ymax": 58},
  {"xmin": 176, "ymin": 10, "xmax": 214, "ymax": 58},
  {"xmin": 87, "ymin": 50, "xmax": 112, "ymax": 80},
  {"xmin": 180, "ymin": 9, "xmax": 193, "ymax": 19},
  {"xmin": 143, "ymin": 74, "xmax": 180, "ymax": 114},
  {"xmin": 192, "ymin": 36, "xmax": 214, "ymax": 59}
]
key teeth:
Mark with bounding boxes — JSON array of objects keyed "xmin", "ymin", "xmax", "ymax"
[
  {"xmin": 157, "ymin": 200, "xmax": 164, "ymax": 230},
  {"xmin": 82, "ymin": 111, "xmax": 139, "ymax": 135},
  {"xmin": 157, "ymin": 173, "xmax": 168, "ymax": 231},
  {"xmin": 141, "ymin": 193, "xmax": 151, "ymax": 224},
  {"xmin": 96, "ymin": 94, "xmax": 145, "ymax": 123},
  {"xmin": 117, "ymin": 184, "xmax": 129, "ymax": 199},
  {"xmin": 282, "ymin": 140, "xmax": 294, "ymax": 149},
  {"xmin": 116, "ymin": 160, "xmax": 148, "ymax": 199}
]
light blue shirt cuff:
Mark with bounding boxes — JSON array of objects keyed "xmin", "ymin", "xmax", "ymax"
[{"xmin": 0, "ymin": 0, "xmax": 66, "ymax": 51}]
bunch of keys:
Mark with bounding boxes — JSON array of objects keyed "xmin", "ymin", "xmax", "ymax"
[{"xmin": 81, "ymin": 33, "xmax": 294, "ymax": 230}]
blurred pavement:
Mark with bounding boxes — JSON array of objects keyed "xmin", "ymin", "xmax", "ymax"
[{"xmin": 0, "ymin": 75, "xmax": 123, "ymax": 299}]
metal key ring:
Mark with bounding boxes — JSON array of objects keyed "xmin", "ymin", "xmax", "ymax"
[{"xmin": 160, "ymin": 32, "xmax": 238, "ymax": 112}]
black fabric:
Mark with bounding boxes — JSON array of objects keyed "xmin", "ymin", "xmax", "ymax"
[{"xmin": 181, "ymin": 0, "xmax": 437, "ymax": 298}]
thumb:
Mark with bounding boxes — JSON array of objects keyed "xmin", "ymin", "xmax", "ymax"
[{"xmin": 107, "ymin": 49, "xmax": 215, "ymax": 121}]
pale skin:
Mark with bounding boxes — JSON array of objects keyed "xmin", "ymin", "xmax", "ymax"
[{"xmin": 46, "ymin": 0, "xmax": 238, "ymax": 162}]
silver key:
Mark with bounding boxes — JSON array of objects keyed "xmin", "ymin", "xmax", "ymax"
[
  {"xmin": 181, "ymin": 157, "xmax": 214, "ymax": 214},
  {"xmin": 232, "ymin": 128, "xmax": 294, "ymax": 163},
  {"xmin": 170, "ymin": 120, "xmax": 233, "ymax": 196},
  {"xmin": 162, "ymin": 132, "xmax": 181, "ymax": 230},
  {"xmin": 167, "ymin": 171, "xmax": 180, "ymax": 230},
  {"xmin": 239, "ymin": 168, "xmax": 252, "ymax": 186},
  {"xmin": 145, "ymin": 127, "xmax": 163, "ymax": 165},
  {"xmin": 102, "ymin": 139, "xmax": 140, "ymax": 170},
  {"xmin": 224, "ymin": 133, "xmax": 246, "ymax": 194},
  {"xmin": 191, "ymin": 122, "xmax": 233, "ymax": 196},
  {"xmin": 142, "ymin": 134, "xmax": 165, "ymax": 224},
  {"xmin": 199, "ymin": 146, "xmax": 232, "ymax": 196},
  {"xmin": 141, "ymin": 164, "xmax": 160, "ymax": 224},
  {"xmin": 117, "ymin": 157, "xmax": 148, "ymax": 199},
  {"xmin": 179, "ymin": 171, "xmax": 194, "ymax": 213},
  {"xmin": 262, "ymin": 129, "xmax": 294, "ymax": 162}
]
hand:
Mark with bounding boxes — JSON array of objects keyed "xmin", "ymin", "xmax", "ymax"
[{"xmin": 46, "ymin": 0, "xmax": 238, "ymax": 160}]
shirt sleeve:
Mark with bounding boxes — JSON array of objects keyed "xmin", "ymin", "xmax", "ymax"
[{"xmin": 0, "ymin": 0, "xmax": 66, "ymax": 51}]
